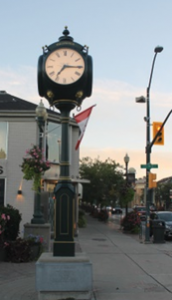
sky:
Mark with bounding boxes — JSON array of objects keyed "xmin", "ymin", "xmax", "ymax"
[{"xmin": 1, "ymin": 0, "xmax": 172, "ymax": 181}]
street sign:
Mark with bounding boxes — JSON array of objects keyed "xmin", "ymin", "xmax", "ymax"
[
  {"xmin": 140, "ymin": 165, "xmax": 147, "ymax": 169},
  {"xmin": 140, "ymin": 163, "xmax": 158, "ymax": 170}
]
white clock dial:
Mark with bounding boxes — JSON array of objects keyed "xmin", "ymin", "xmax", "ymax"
[{"xmin": 45, "ymin": 48, "xmax": 85, "ymax": 85}]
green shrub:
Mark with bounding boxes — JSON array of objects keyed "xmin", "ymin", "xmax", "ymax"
[
  {"xmin": 79, "ymin": 209, "xmax": 85, "ymax": 218},
  {"xmin": 130, "ymin": 225, "xmax": 140, "ymax": 234},
  {"xmin": 98, "ymin": 209, "xmax": 109, "ymax": 222},
  {"xmin": 120, "ymin": 211, "xmax": 141, "ymax": 233},
  {"xmin": 0, "ymin": 205, "xmax": 22, "ymax": 240},
  {"xmin": 78, "ymin": 209, "xmax": 87, "ymax": 228},
  {"xmin": 6, "ymin": 235, "xmax": 44, "ymax": 263},
  {"xmin": 6, "ymin": 238, "xmax": 32, "ymax": 263}
]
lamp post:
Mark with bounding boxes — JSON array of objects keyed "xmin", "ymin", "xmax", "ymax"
[
  {"xmin": 124, "ymin": 153, "xmax": 130, "ymax": 215},
  {"xmin": 136, "ymin": 46, "xmax": 163, "ymax": 242},
  {"xmin": 57, "ymin": 139, "xmax": 61, "ymax": 163},
  {"xmin": 31, "ymin": 99, "xmax": 48, "ymax": 224}
]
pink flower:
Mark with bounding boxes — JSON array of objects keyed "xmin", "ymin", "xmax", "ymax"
[
  {"xmin": 7, "ymin": 215, "xmax": 10, "ymax": 220},
  {"xmin": 1, "ymin": 214, "xmax": 6, "ymax": 220},
  {"xmin": 39, "ymin": 237, "xmax": 44, "ymax": 243}
]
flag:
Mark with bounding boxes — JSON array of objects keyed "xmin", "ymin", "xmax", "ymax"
[{"xmin": 74, "ymin": 105, "xmax": 96, "ymax": 150}]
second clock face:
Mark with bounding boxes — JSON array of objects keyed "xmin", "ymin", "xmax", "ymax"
[{"xmin": 45, "ymin": 48, "xmax": 85, "ymax": 85}]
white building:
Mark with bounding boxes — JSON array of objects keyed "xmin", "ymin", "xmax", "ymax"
[{"xmin": 0, "ymin": 91, "xmax": 80, "ymax": 233}]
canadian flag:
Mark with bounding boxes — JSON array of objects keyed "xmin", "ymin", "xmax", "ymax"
[{"xmin": 74, "ymin": 105, "xmax": 96, "ymax": 150}]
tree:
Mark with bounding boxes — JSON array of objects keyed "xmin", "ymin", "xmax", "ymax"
[
  {"xmin": 155, "ymin": 179, "xmax": 172, "ymax": 210},
  {"xmin": 120, "ymin": 184, "xmax": 135, "ymax": 215},
  {"xmin": 79, "ymin": 157, "xmax": 125, "ymax": 207}
]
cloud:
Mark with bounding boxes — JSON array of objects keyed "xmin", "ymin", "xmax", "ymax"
[
  {"xmin": 0, "ymin": 66, "xmax": 39, "ymax": 104},
  {"xmin": 1, "ymin": 66, "xmax": 172, "ymax": 181},
  {"xmin": 1, "ymin": 66, "xmax": 171, "ymax": 110}
]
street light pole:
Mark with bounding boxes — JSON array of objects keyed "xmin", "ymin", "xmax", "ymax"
[
  {"xmin": 136, "ymin": 46, "xmax": 163, "ymax": 242},
  {"xmin": 31, "ymin": 100, "xmax": 48, "ymax": 224},
  {"xmin": 124, "ymin": 153, "xmax": 130, "ymax": 215},
  {"xmin": 146, "ymin": 46, "xmax": 163, "ymax": 171},
  {"xmin": 145, "ymin": 46, "xmax": 163, "ymax": 242}
]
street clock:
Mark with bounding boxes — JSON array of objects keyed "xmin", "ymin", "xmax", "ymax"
[{"xmin": 38, "ymin": 27, "xmax": 93, "ymax": 109}]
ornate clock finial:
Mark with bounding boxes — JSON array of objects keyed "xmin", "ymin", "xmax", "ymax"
[
  {"xmin": 63, "ymin": 26, "xmax": 70, "ymax": 36},
  {"xmin": 59, "ymin": 26, "xmax": 73, "ymax": 42}
]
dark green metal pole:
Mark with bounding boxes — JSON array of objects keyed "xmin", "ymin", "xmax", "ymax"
[
  {"xmin": 125, "ymin": 161, "xmax": 129, "ymax": 215},
  {"xmin": 53, "ymin": 101, "xmax": 75, "ymax": 257},
  {"xmin": 31, "ymin": 116, "xmax": 45, "ymax": 224},
  {"xmin": 145, "ymin": 47, "xmax": 163, "ymax": 242},
  {"xmin": 145, "ymin": 83, "xmax": 151, "ymax": 242}
]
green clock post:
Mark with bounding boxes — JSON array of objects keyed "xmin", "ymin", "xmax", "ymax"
[{"xmin": 37, "ymin": 27, "xmax": 93, "ymax": 256}]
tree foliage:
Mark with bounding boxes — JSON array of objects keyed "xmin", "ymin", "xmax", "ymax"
[
  {"xmin": 155, "ymin": 180, "xmax": 172, "ymax": 209},
  {"xmin": 79, "ymin": 157, "xmax": 125, "ymax": 206},
  {"xmin": 121, "ymin": 186, "xmax": 135, "ymax": 206}
]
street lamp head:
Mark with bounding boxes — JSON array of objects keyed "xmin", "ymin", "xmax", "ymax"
[
  {"xmin": 128, "ymin": 167, "xmax": 136, "ymax": 174},
  {"xmin": 135, "ymin": 96, "xmax": 146, "ymax": 103},
  {"xmin": 124, "ymin": 153, "xmax": 130, "ymax": 164},
  {"xmin": 35, "ymin": 99, "xmax": 48, "ymax": 121},
  {"xmin": 154, "ymin": 46, "xmax": 163, "ymax": 53}
]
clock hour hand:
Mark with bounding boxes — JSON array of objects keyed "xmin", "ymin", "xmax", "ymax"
[
  {"xmin": 57, "ymin": 65, "xmax": 66, "ymax": 75},
  {"xmin": 55, "ymin": 65, "xmax": 67, "ymax": 81}
]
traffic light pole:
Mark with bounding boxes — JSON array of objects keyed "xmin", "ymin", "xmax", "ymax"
[
  {"xmin": 145, "ymin": 49, "xmax": 162, "ymax": 242},
  {"xmin": 136, "ymin": 46, "xmax": 163, "ymax": 243},
  {"xmin": 148, "ymin": 109, "xmax": 172, "ymax": 150},
  {"xmin": 145, "ymin": 109, "xmax": 172, "ymax": 242},
  {"xmin": 145, "ymin": 85, "xmax": 151, "ymax": 242}
]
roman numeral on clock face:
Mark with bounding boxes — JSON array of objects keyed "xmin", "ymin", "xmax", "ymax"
[
  {"xmin": 49, "ymin": 71, "xmax": 55, "ymax": 76},
  {"xmin": 45, "ymin": 48, "xmax": 85, "ymax": 85}
]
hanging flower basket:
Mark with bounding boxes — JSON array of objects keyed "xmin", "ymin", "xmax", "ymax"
[{"xmin": 20, "ymin": 145, "xmax": 50, "ymax": 192}]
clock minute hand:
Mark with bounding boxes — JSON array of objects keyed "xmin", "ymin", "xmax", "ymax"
[
  {"xmin": 55, "ymin": 65, "xmax": 83, "ymax": 80},
  {"xmin": 65, "ymin": 65, "xmax": 83, "ymax": 69}
]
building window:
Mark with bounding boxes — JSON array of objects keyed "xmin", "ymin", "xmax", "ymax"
[
  {"xmin": 46, "ymin": 122, "xmax": 61, "ymax": 163},
  {"xmin": 0, "ymin": 122, "xmax": 7, "ymax": 159}
]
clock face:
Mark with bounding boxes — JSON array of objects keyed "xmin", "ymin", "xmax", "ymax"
[{"xmin": 45, "ymin": 48, "xmax": 85, "ymax": 85}]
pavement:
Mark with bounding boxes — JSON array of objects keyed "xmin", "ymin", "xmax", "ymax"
[{"xmin": 1, "ymin": 213, "xmax": 172, "ymax": 300}]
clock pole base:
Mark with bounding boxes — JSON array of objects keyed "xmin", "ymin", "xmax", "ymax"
[{"xmin": 53, "ymin": 241, "xmax": 75, "ymax": 257}]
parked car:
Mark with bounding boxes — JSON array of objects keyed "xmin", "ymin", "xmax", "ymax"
[
  {"xmin": 111, "ymin": 206, "xmax": 122, "ymax": 214},
  {"xmin": 150, "ymin": 204, "xmax": 156, "ymax": 212},
  {"xmin": 150, "ymin": 211, "xmax": 172, "ymax": 239},
  {"xmin": 106, "ymin": 206, "xmax": 112, "ymax": 212},
  {"xmin": 133, "ymin": 206, "xmax": 146, "ymax": 221}
]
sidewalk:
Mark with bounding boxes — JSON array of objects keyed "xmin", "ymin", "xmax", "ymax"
[
  {"xmin": 0, "ymin": 214, "xmax": 172, "ymax": 300},
  {"xmin": 78, "ymin": 214, "xmax": 172, "ymax": 300}
]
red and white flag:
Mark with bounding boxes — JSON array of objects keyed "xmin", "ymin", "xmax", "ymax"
[{"xmin": 74, "ymin": 105, "xmax": 96, "ymax": 150}]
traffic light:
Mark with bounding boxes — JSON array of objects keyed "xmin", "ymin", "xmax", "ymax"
[
  {"xmin": 152, "ymin": 122, "xmax": 164, "ymax": 145},
  {"xmin": 148, "ymin": 172, "xmax": 157, "ymax": 189}
]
